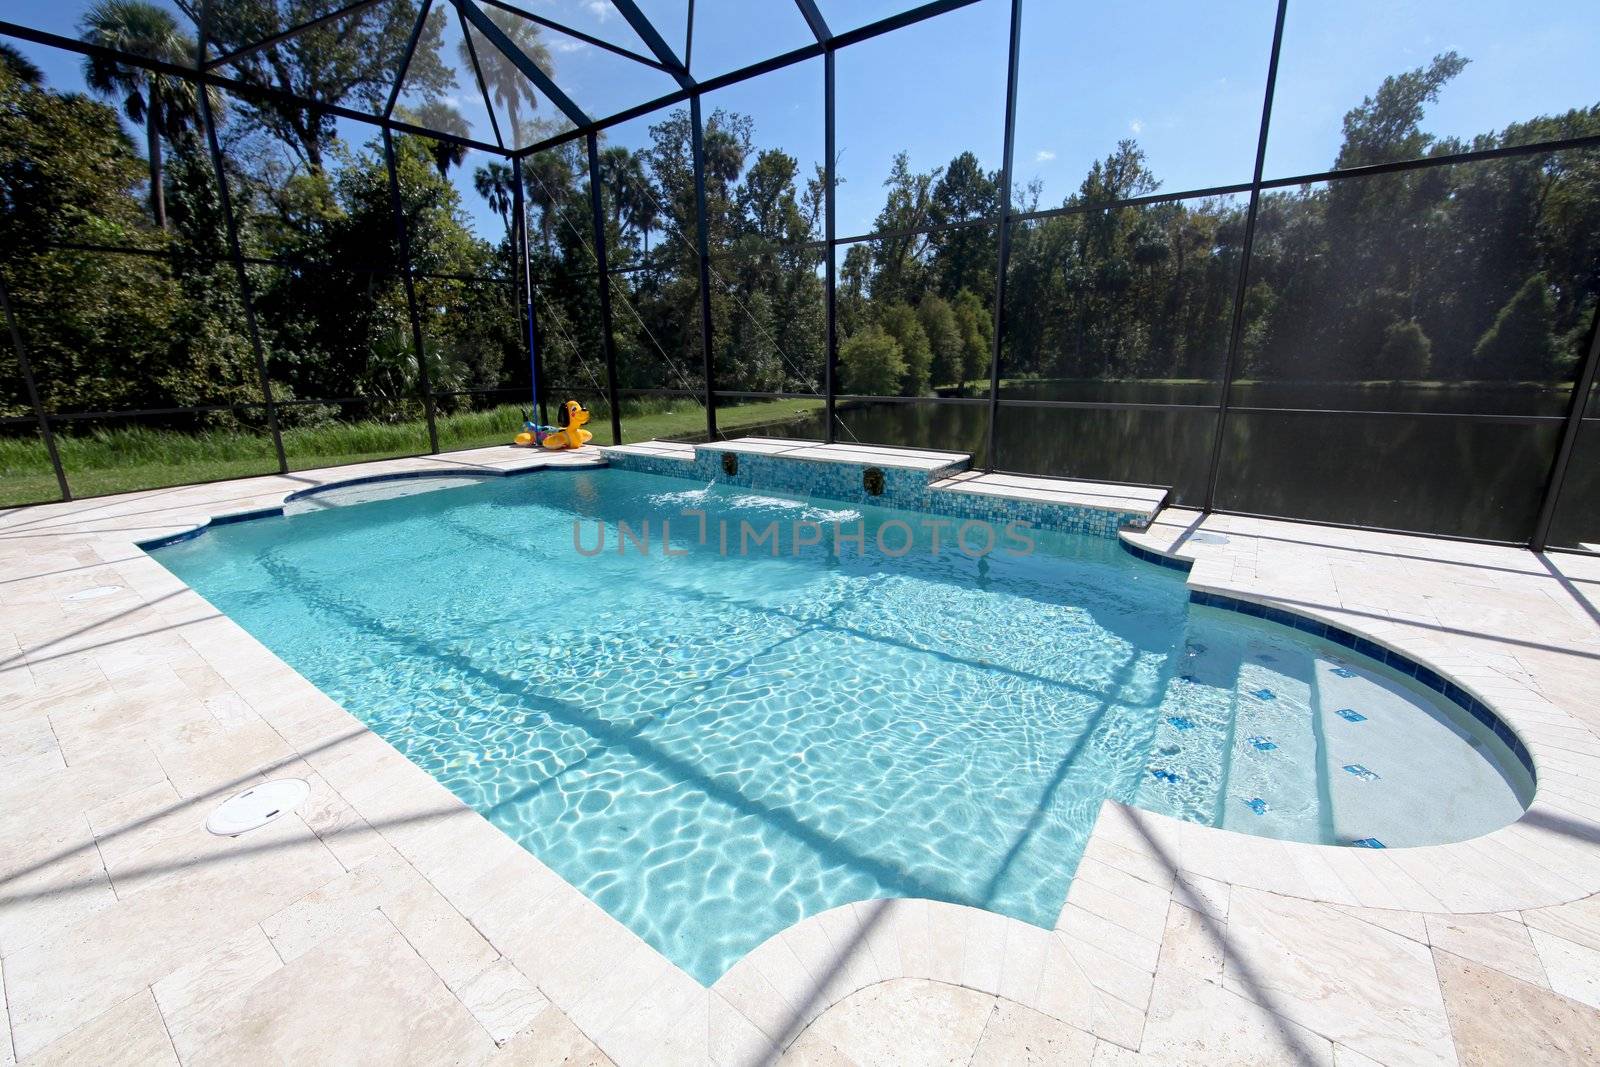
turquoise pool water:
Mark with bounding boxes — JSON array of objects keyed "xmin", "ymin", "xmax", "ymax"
[{"xmin": 152, "ymin": 468, "xmax": 1530, "ymax": 983}]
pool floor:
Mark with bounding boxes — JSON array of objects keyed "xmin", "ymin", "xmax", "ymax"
[{"xmin": 153, "ymin": 468, "xmax": 1528, "ymax": 983}]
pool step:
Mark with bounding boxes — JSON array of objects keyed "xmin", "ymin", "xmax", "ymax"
[
  {"xmin": 928, "ymin": 470, "xmax": 1168, "ymax": 522},
  {"xmin": 707, "ymin": 437, "xmax": 971, "ymax": 476},
  {"xmin": 599, "ymin": 437, "xmax": 972, "ymax": 496}
]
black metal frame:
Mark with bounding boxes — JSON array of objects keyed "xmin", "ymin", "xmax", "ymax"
[
  {"xmin": 1203, "ymin": 0, "xmax": 1287, "ymax": 512},
  {"xmin": 586, "ymin": 132, "xmax": 625, "ymax": 445},
  {"xmin": 383, "ymin": 127, "xmax": 441, "ymax": 453},
  {"xmin": 982, "ymin": 0, "xmax": 1023, "ymax": 470},
  {"xmin": 2, "ymin": 0, "xmax": 1598, "ymax": 550}
]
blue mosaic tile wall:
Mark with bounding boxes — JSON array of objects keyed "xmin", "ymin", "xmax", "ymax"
[
  {"xmin": 595, "ymin": 452, "xmax": 705, "ymax": 480},
  {"xmin": 1121, "ymin": 540, "xmax": 1194, "ymax": 573},
  {"xmin": 602, "ymin": 446, "xmax": 1152, "ymax": 538}
]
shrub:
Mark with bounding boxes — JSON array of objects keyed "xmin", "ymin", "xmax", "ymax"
[
  {"xmin": 1471, "ymin": 273, "xmax": 1561, "ymax": 380},
  {"xmin": 1378, "ymin": 319, "xmax": 1432, "ymax": 380},
  {"xmin": 838, "ymin": 326, "xmax": 907, "ymax": 396}
]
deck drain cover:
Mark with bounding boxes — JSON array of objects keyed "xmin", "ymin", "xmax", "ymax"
[
  {"xmin": 205, "ymin": 779, "xmax": 310, "ymax": 837},
  {"xmin": 65, "ymin": 585, "xmax": 123, "ymax": 601},
  {"xmin": 1191, "ymin": 532, "xmax": 1230, "ymax": 545}
]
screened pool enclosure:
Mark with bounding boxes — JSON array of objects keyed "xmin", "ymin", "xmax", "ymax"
[{"xmin": 2, "ymin": 1, "xmax": 1598, "ymax": 550}]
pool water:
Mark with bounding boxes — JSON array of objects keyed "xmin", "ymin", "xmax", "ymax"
[{"xmin": 152, "ymin": 468, "xmax": 1531, "ymax": 983}]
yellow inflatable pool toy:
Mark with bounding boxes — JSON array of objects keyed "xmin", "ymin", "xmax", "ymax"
[
  {"xmin": 541, "ymin": 400, "xmax": 593, "ymax": 450},
  {"xmin": 513, "ymin": 400, "xmax": 595, "ymax": 449}
]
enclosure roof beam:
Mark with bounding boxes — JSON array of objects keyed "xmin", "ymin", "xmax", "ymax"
[
  {"xmin": 458, "ymin": 3, "xmax": 505, "ymax": 149},
  {"xmin": 513, "ymin": 0, "xmax": 985, "ymax": 158},
  {"xmin": 0, "ymin": 19, "xmax": 511, "ymax": 156},
  {"xmin": 793, "ymin": 0, "xmax": 832, "ymax": 45},
  {"xmin": 476, "ymin": 0, "xmax": 671, "ymax": 71},
  {"xmin": 204, "ymin": 0, "xmax": 389, "ymax": 71},
  {"xmin": 455, "ymin": 0, "xmax": 592, "ymax": 129},
  {"xmin": 607, "ymin": 0, "xmax": 694, "ymax": 88},
  {"xmin": 386, "ymin": 0, "xmax": 434, "ymax": 119}
]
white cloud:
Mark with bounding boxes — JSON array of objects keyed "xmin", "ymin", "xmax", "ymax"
[
  {"xmin": 1034, "ymin": 149, "xmax": 1055, "ymax": 162},
  {"xmin": 584, "ymin": 1, "xmax": 614, "ymax": 20},
  {"xmin": 1129, "ymin": 119, "xmax": 1144, "ymax": 134},
  {"xmin": 552, "ymin": 38, "xmax": 589, "ymax": 53}
]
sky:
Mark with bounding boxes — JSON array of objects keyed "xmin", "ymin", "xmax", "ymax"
[{"xmin": 7, "ymin": 0, "xmax": 1600, "ymax": 242}]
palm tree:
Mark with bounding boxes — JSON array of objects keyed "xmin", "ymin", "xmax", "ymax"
[
  {"xmin": 703, "ymin": 126, "xmax": 747, "ymax": 187},
  {"xmin": 402, "ymin": 100, "xmax": 471, "ymax": 177},
  {"xmin": 597, "ymin": 146, "xmax": 630, "ymax": 228},
  {"xmin": 0, "ymin": 43, "xmax": 44, "ymax": 87},
  {"xmin": 79, "ymin": 0, "xmax": 215, "ymax": 230},
  {"xmin": 600, "ymin": 147, "xmax": 658, "ymax": 256},
  {"xmin": 461, "ymin": 8, "xmax": 550, "ymax": 148},
  {"xmin": 521, "ymin": 150, "xmax": 572, "ymax": 255},
  {"xmin": 475, "ymin": 160, "xmax": 515, "ymax": 238}
]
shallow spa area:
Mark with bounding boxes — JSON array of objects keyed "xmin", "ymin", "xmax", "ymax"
[{"xmin": 149, "ymin": 462, "xmax": 1532, "ymax": 985}]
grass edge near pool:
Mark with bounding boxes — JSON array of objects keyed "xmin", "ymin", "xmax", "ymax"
[{"xmin": 0, "ymin": 397, "xmax": 826, "ymax": 506}]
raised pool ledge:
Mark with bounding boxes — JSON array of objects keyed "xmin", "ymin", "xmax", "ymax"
[{"xmin": 600, "ymin": 436, "xmax": 1169, "ymax": 538}]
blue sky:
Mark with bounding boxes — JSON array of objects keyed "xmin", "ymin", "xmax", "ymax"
[{"xmin": 8, "ymin": 0, "xmax": 1599, "ymax": 241}]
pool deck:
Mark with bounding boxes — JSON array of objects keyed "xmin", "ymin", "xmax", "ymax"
[{"xmin": 3, "ymin": 442, "xmax": 1600, "ymax": 1064}]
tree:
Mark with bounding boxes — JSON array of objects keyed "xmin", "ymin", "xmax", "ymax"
[
  {"xmin": 737, "ymin": 149, "xmax": 807, "ymax": 248},
  {"xmin": 870, "ymin": 152, "xmax": 937, "ymax": 306},
  {"xmin": 1379, "ymin": 319, "xmax": 1432, "ymax": 380},
  {"xmin": 600, "ymin": 146, "xmax": 658, "ymax": 256},
  {"xmin": 475, "ymin": 160, "xmax": 515, "ymax": 237},
  {"xmin": 185, "ymin": 1, "xmax": 448, "ymax": 174},
  {"xmin": 839, "ymin": 326, "xmax": 906, "ymax": 396},
  {"xmin": 928, "ymin": 151, "xmax": 999, "ymax": 297},
  {"xmin": 461, "ymin": 7, "xmax": 550, "ymax": 148},
  {"xmin": 878, "ymin": 303, "xmax": 931, "ymax": 396},
  {"xmin": 703, "ymin": 123, "xmax": 750, "ymax": 187},
  {"xmin": 1471, "ymin": 274, "xmax": 1560, "ymax": 380},
  {"xmin": 951, "ymin": 288, "xmax": 991, "ymax": 384},
  {"xmin": 1336, "ymin": 52, "xmax": 1469, "ymax": 169},
  {"xmin": 80, "ymin": 0, "xmax": 212, "ymax": 229},
  {"xmin": 0, "ymin": 43, "xmax": 43, "ymax": 87},
  {"xmin": 400, "ymin": 100, "xmax": 470, "ymax": 177},
  {"xmin": 521, "ymin": 148, "xmax": 577, "ymax": 255},
  {"xmin": 0, "ymin": 64, "xmax": 256, "ymax": 416},
  {"xmin": 917, "ymin": 294, "xmax": 963, "ymax": 388}
]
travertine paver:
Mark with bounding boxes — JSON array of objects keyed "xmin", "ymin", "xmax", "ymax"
[{"xmin": 4, "ymin": 452, "xmax": 1600, "ymax": 1064}]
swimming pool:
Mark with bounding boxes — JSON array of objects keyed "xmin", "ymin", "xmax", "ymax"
[{"xmin": 151, "ymin": 465, "xmax": 1532, "ymax": 983}]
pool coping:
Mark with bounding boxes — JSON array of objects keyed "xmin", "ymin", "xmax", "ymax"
[
  {"xmin": 6, "ymin": 443, "xmax": 1600, "ymax": 1064},
  {"xmin": 131, "ymin": 457, "xmax": 597, "ymax": 550}
]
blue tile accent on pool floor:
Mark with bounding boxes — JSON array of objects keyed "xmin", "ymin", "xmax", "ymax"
[
  {"xmin": 1350, "ymin": 837, "xmax": 1386, "ymax": 849},
  {"xmin": 1245, "ymin": 797, "xmax": 1269, "ymax": 815},
  {"xmin": 1189, "ymin": 588, "xmax": 1535, "ymax": 777},
  {"xmin": 1337, "ymin": 708, "xmax": 1367, "ymax": 723}
]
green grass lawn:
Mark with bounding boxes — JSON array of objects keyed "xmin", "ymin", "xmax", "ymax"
[{"xmin": 0, "ymin": 396, "xmax": 825, "ymax": 507}]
